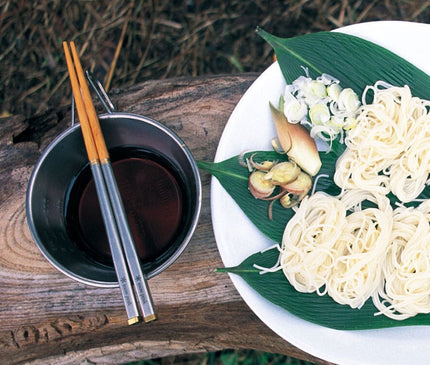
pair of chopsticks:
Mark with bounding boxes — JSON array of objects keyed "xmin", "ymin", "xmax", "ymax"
[{"xmin": 63, "ymin": 41, "xmax": 156, "ymax": 325}]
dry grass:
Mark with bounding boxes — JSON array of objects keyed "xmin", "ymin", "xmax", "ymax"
[
  {"xmin": 2, "ymin": 1, "xmax": 430, "ymax": 363},
  {"xmin": 2, "ymin": 0, "xmax": 430, "ymax": 118}
]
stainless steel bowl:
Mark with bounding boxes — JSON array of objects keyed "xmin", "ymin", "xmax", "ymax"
[{"xmin": 26, "ymin": 112, "xmax": 201, "ymax": 287}]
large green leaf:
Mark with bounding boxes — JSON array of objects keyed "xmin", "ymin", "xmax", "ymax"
[
  {"xmin": 203, "ymin": 148, "xmax": 430, "ymax": 330},
  {"xmin": 217, "ymin": 247, "xmax": 430, "ymax": 330},
  {"xmin": 256, "ymin": 27, "xmax": 430, "ymax": 100},
  {"xmin": 200, "ymin": 29, "xmax": 430, "ymax": 329}
]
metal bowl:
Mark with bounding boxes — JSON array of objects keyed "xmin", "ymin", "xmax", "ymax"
[{"xmin": 26, "ymin": 112, "xmax": 201, "ymax": 287}]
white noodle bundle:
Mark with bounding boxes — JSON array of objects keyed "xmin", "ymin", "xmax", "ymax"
[
  {"xmin": 373, "ymin": 204, "xmax": 430, "ymax": 319},
  {"xmin": 334, "ymin": 83, "xmax": 430, "ymax": 202},
  {"xmin": 326, "ymin": 190, "xmax": 393, "ymax": 309},
  {"xmin": 280, "ymin": 191, "xmax": 346, "ymax": 294},
  {"xmin": 280, "ymin": 190, "xmax": 392, "ymax": 309},
  {"xmin": 277, "ymin": 189, "xmax": 430, "ymax": 318}
]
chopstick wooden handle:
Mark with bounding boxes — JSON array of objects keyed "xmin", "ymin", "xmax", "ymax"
[
  {"xmin": 69, "ymin": 41, "xmax": 110, "ymax": 162},
  {"xmin": 62, "ymin": 42, "xmax": 99, "ymax": 164},
  {"xmin": 63, "ymin": 41, "xmax": 156, "ymax": 323},
  {"xmin": 63, "ymin": 41, "xmax": 142, "ymax": 324}
]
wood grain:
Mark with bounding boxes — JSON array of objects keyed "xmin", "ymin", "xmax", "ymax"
[{"xmin": 0, "ymin": 74, "xmax": 333, "ymax": 365}]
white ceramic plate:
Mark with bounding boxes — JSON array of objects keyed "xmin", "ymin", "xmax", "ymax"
[{"xmin": 211, "ymin": 21, "xmax": 430, "ymax": 365}]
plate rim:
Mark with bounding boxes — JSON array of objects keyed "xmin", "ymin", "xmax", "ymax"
[{"xmin": 211, "ymin": 20, "xmax": 430, "ymax": 365}]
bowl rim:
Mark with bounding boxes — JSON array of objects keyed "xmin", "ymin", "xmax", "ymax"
[{"xmin": 26, "ymin": 112, "xmax": 202, "ymax": 287}]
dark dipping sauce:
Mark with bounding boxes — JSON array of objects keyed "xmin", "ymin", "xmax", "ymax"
[{"xmin": 65, "ymin": 146, "xmax": 186, "ymax": 267}]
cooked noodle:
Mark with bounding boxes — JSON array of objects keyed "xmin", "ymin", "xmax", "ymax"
[
  {"xmin": 327, "ymin": 191, "xmax": 393, "ymax": 309},
  {"xmin": 280, "ymin": 191, "xmax": 346, "ymax": 295},
  {"xmin": 280, "ymin": 190, "xmax": 392, "ymax": 309},
  {"xmin": 373, "ymin": 203, "xmax": 430, "ymax": 319},
  {"xmin": 257, "ymin": 83, "xmax": 430, "ymax": 320},
  {"xmin": 334, "ymin": 83, "xmax": 430, "ymax": 202},
  {"xmin": 275, "ymin": 188, "xmax": 430, "ymax": 318}
]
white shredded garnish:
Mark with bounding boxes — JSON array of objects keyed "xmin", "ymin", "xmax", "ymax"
[{"xmin": 281, "ymin": 72, "xmax": 361, "ymax": 148}]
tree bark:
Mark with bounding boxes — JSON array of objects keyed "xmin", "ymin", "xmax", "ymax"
[{"xmin": 0, "ymin": 74, "xmax": 332, "ymax": 365}]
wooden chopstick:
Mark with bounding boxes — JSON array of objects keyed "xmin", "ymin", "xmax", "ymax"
[
  {"xmin": 69, "ymin": 41, "xmax": 156, "ymax": 323},
  {"xmin": 63, "ymin": 41, "xmax": 140, "ymax": 324},
  {"xmin": 63, "ymin": 41, "xmax": 156, "ymax": 324}
]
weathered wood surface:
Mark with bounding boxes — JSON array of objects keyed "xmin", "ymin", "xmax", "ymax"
[{"xmin": 0, "ymin": 74, "xmax": 333, "ymax": 365}]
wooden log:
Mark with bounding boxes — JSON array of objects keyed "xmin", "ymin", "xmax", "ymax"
[{"xmin": 0, "ymin": 74, "xmax": 333, "ymax": 365}]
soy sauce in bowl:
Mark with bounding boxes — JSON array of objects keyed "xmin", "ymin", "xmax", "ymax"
[{"xmin": 65, "ymin": 146, "xmax": 188, "ymax": 269}]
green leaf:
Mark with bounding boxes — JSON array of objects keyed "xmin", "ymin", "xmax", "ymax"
[
  {"xmin": 256, "ymin": 27, "xmax": 430, "ymax": 101},
  {"xmin": 198, "ymin": 151, "xmax": 339, "ymax": 243},
  {"xmin": 204, "ymin": 29, "xmax": 430, "ymax": 330},
  {"xmin": 219, "ymin": 247, "xmax": 430, "ymax": 330}
]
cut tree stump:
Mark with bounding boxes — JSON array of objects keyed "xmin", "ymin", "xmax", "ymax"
[{"xmin": 0, "ymin": 74, "xmax": 332, "ymax": 365}]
